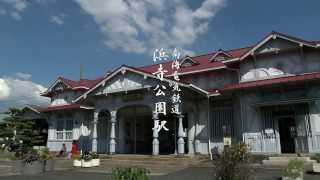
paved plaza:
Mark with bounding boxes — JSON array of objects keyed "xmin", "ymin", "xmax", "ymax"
[
  {"xmin": 0, "ymin": 159, "xmax": 320, "ymax": 180},
  {"xmin": 0, "ymin": 167, "xmax": 320, "ymax": 180}
]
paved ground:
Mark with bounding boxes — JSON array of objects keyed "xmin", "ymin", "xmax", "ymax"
[
  {"xmin": 0, "ymin": 167, "xmax": 320, "ymax": 180},
  {"xmin": 1, "ymin": 159, "xmax": 320, "ymax": 180}
]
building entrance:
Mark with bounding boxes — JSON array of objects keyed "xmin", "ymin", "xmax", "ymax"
[
  {"xmin": 120, "ymin": 105, "xmax": 153, "ymax": 154},
  {"xmin": 278, "ymin": 117, "xmax": 296, "ymax": 153}
]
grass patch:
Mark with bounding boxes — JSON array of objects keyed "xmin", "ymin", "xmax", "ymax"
[{"xmin": 0, "ymin": 151, "xmax": 14, "ymax": 160}]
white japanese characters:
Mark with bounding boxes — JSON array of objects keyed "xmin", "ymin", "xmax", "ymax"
[
  {"xmin": 170, "ymin": 49, "xmax": 182, "ymax": 115},
  {"xmin": 152, "ymin": 120, "xmax": 169, "ymax": 133},
  {"xmin": 154, "ymin": 102, "xmax": 167, "ymax": 115},
  {"xmin": 152, "ymin": 48, "xmax": 182, "ymax": 132}
]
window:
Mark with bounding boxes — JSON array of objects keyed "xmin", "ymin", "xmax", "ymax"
[
  {"xmin": 56, "ymin": 120, "xmax": 64, "ymax": 140},
  {"xmin": 56, "ymin": 119, "xmax": 73, "ymax": 140},
  {"xmin": 210, "ymin": 99, "xmax": 234, "ymax": 138}
]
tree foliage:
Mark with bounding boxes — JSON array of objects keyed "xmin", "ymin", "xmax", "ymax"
[{"xmin": 0, "ymin": 108, "xmax": 44, "ymax": 149}]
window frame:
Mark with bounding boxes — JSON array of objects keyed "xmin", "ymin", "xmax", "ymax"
[{"xmin": 55, "ymin": 119, "xmax": 74, "ymax": 141}]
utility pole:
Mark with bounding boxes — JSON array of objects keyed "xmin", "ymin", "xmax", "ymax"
[{"xmin": 80, "ymin": 64, "xmax": 84, "ymax": 80}]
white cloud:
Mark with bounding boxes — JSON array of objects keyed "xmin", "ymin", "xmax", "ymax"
[
  {"xmin": 2, "ymin": 0, "xmax": 28, "ymax": 12},
  {"xmin": 15, "ymin": 72, "xmax": 32, "ymax": 80},
  {"xmin": 75, "ymin": 0, "xmax": 226, "ymax": 55},
  {"xmin": 0, "ymin": 79, "xmax": 10, "ymax": 100},
  {"xmin": 50, "ymin": 14, "xmax": 66, "ymax": 25},
  {"xmin": 1, "ymin": 0, "xmax": 27, "ymax": 20},
  {"xmin": 1, "ymin": 0, "xmax": 55, "ymax": 20},
  {"xmin": 10, "ymin": 11, "xmax": 22, "ymax": 20},
  {"xmin": 0, "ymin": 74, "xmax": 49, "ymax": 113}
]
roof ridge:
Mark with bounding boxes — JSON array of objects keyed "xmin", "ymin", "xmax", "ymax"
[
  {"xmin": 139, "ymin": 46, "xmax": 252, "ymax": 69},
  {"xmin": 59, "ymin": 76, "xmax": 104, "ymax": 82},
  {"xmin": 271, "ymin": 31, "xmax": 315, "ymax": 44},
  {"xmin": 191, "ymin": 46, "xmax": 252, "ymax": 59}
]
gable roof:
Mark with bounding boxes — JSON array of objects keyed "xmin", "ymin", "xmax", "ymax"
[
  {"xmin": 60, "ymin": 77, "xmax": 103, "ymax": 90},
  {"xmin": 43, "ymin": 31, "xmax": 320, "ymax": 101},
  {"xmin": 22, "ymin": 104, "xmax": 42, "ymax": 114},
  {"xmin": 140, "ymin": 47, "xmax": 251, "ymax": 76},
  {"xmin": 209, "ymin": 49, "xmax": 233, "ymax": 61},
  {"xmin": 180, "ymin": 56, "xmax": 199, "ymax": 66},
  {"xmin": 41, "ymin": 77, "xmax": 103, "ymax": 97},
  {"xmin": 73, "ymin": 65, "xmax": 208, "ymax": 102},
  {"xmin": 239, "ymin": 31, "xmax": 318, "ymax": 61}
]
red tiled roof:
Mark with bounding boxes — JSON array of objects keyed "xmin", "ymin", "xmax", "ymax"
[
  {"xmin": 139, "ymin": 47, "xmax": 251, "ymax": 75},
  {"xmin": 60, "ymin": 77, "xmax": 103, "ymax": 89},
  {"xmin": 41, "ymin": 77, "xmax": 104, "ymax": 97},
  {"xmin": 222, "ymin": 72, "xmax": 320, "ymax": 91},
  {"xmin": 40, "ymin": 104, "xmax": 94, "ymax": 112},
  {"xmin": 45, "ymin": 32, "xmax": 320, "ymax": 98}
]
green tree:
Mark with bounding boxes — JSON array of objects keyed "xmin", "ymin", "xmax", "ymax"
[{"xmin": 0, "ymin": 108, "xmax": 43, "ymax": 148}]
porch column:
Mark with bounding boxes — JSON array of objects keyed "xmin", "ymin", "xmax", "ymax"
[
  {"xmin": 188, "ymin": 113, "xmax": 195, "ymax": 155},
  {"xmin": 194, "ymin": 120, "xmax": 201, "ymax": 154},
  {"xmin": 109, "ymin": 110, "xmax": 117, "ymax": 154},
  {"xmin": 92, "ymin": 111, "xmax": 98, "ymax": 153},
  {"xmin": 177, "ymin": 114, "xmax": 185, "ymax": 155},
  {"xmin": 152, "ymin": 112, "xmax": 159, "ymax": 156}
]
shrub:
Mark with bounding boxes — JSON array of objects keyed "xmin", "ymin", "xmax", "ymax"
[
  {"xmin": 92, "ymin": 152, "xmax": 99, "ymax": 159},
  {"xmin": 110, "ymin": 167, "xmax": 150, "ymax": 180},
  {"xmin": 311, "ymin": 153, "xmax": 320, "ymax": 163},
  {"xmin": 213, "ymin": 143, "xmax": 254, "ymax": 180},
  {"xmin": 73, "ymin": 154, "xmax": 82, "ymax": 161},
  {"xmin": 82, "ymin": 152, "xmax": 92, "ymax": 162},
  {"xmin": 281, "ymin": 159, "xmax": 304, "ymax": 178},
  {"xmin": 22, "ymin": 149, "xmax": 41, "ymax": 164},
  {"xmin": 40, "ymin": 148, "xmax": 53, "ymax": 161}
]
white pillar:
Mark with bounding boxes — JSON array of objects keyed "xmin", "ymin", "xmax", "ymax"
[
  {"xmin": 152, "ymin": 112, "xmax": 159, "ymax": 156},
  {"xmin": 194, "ymin": 107, "xmax": 201, "ymax": 154},
  {"xmin": 188, "ymin": 113, "xmax": 195, "ymax": 155},
  {"xmin": 109, "ymin": 110, "xmax": 117, "ymax": 154},
  {"xmin": 92, "ymin": 111, "xmax": 98, "ymax": 153},
  {"xmin": 177, "ymin": 114, "xmax": 185, "ymax": 155}
]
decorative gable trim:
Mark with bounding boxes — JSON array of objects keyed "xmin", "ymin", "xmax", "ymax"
[
  {"xmin": 240, "ymin": 32, "xmax": 316, "ymax": 61},
  {"xmin": 40, "ymin": 77, "xmax": 71, "ymax": 96},
  {"xmin": 73, "ymin": 65, "xmax": 209, "ymax": 102},
  {"xmin": 180, "ymin": 56, "xmax": 199, "ymax": 67},
  {"xmin": 74, "ymin": 66, "xmax": 187, "ymax": 102},
  {"xmin": 209, "ymin": 49, "xmax": 233, "ymax": 62}
]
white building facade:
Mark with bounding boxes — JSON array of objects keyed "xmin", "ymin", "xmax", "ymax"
[{"xmin": 28, "ymin": 32, "xmax": 320, "ymax": 155}]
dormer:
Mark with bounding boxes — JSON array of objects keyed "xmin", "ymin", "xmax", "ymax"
[
  {"xmin": 180, "ymin": 56, "xmax": 199, "ymax": 67},
  {"xmin": 41, "ymin": 77, "xmax": 77, "ymax": 106},
  {"xmin": 43, "ymin": 78, "xmax": 72, "ymax": 96},
  {"xmin": 209, "ymin": 49, "xmax": 232, "ymax": 62}
]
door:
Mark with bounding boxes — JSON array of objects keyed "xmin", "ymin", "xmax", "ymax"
[
  {"xmin": 278, "ymin": 117, "xmax": 296, "ymax": 153},
  {"xmin": 135, "ymin": 115, "xmax": 152, "ymax": 154}
]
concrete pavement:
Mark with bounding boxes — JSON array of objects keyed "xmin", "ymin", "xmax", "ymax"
[
  {"xmin": 0, "ymin": 158, "xmax": 320, "ymax": 179},
  {"xmin": 0, "ymin": 167, "xmax": 320, "ymax": 180}
]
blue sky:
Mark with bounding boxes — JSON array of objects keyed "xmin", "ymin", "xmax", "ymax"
[{"xmin": 0, "ymin": 0, "xmax": 320, "ymax": 112}]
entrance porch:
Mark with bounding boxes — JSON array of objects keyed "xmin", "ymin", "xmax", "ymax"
[
  {"xmin": 243, "ymin": 103, "xmax": 313, "ymax": 154},
  {"xmin": 92, "ymin": 104, "xmax": 187, "ymax": 155}
]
